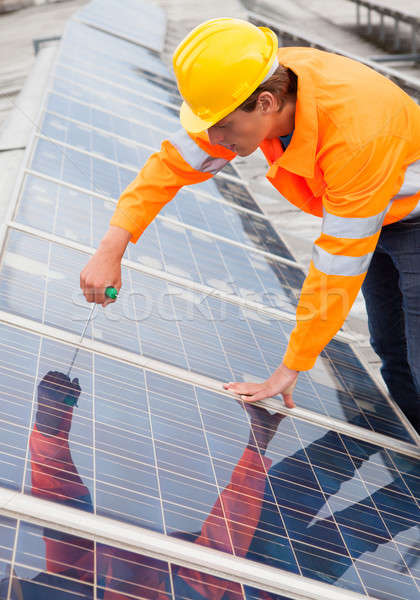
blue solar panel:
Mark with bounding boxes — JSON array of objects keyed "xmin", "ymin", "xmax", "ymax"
[
  {"xmin": 193, "ymin": 177, "xmax": 263, "ymax": 214},
  {"xmin": 54, "ymin": 49, "xmax": 180, "ymax": 106},
  {"xmin": 40, "ymin": 111, "xmax": 155, "ymax": 167},
  {"xmin": 18, "ymin": 173, "xmax": 292, "ymax": 260},
  {"xmin": 61, "ymin": 20, "xmax": 172, "ymax": 79},
  {"xmin": 44, "ymin": 92, "xmax": 179, "ymax": 143},
  {"xmin": 0, "ymin": 322, "xmax": 418, "ymax": 599},
  {"xmin": 0, "ymin": 230, "xmax": 413, "ymax": 442},
  {"xmin": 51, "ymin": 66, "xmax": 180, "ymax": 120},
  {"xmin": 58, "ymin": 25, "xmax": 178, "ymax": 95},
  {"xmin": 50, "ymin": 75, "xmax": 179, "ymax": 123},
  {"xmin": 15, "ymin": 175, "xmax": 303, "ymax": 313},
  {"xmin": 56, "ymin": 49, "xmax": 181, "ymax": 103},
  {"xmin": 28, "ymin": 136, "xmax": 278, "ymax": 238},
  {"xmin": 75, "ymin": 0, "xmax": 166, "ymax": 53},
  {"xmin": 44, "ymin": 100, "xmax": 257, "ymax": 218},
  {"xmin": 159, "ymin": 187, "xmax": 293, "ymax": 259}
]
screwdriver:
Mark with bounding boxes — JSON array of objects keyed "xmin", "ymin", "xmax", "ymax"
[{"xmin": 67, "ymin": 286, "xmax": 118, "ymax": 377}]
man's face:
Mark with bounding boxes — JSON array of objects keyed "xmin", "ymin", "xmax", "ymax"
[
  {"xmin": 207, "ymin": 92, "xmax": 295, "ymax": 157},
  {"xmin": 207, "ymin": 108, "xmax": 268, "ymax": 156}
]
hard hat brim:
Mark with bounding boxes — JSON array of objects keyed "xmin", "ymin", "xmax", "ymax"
[{"xmin": 180, "ymin": 100, "xmax": 213, "ymax": 133}]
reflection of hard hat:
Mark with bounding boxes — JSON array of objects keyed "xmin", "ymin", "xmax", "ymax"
[{"xmin": 173, "ymin": 17, "xmax": 279, "ymax": 133}]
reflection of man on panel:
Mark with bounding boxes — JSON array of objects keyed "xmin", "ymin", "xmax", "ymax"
[
  {"xmin": 1, "ymin": 371, "xmax": 417, "ymax": 598},
  {"xmin": 7, "ymin": 371, "xmax": 275, "ymax": 599},
  {"xmin": 80, "ymin": 18, "xmax": 420, "ymax": 432}
]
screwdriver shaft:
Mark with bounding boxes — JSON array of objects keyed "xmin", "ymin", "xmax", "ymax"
[{"xmin": 67, "ymin": 303, "xmax": 97, "ymax": 377}]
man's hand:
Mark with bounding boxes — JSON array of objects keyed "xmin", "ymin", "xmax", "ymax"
[
  {"xmin": 36, "ymin": 371, "xmax": 81, "ymax": 436},
  {"xmin": 223, "ymin": 362, "xmax": 299, "ymax": 408},
  {"xmin": 38, "ymin": 371, "xmax": 81, "ymax": 405},
  {"xmin": 80, "ymin": 226, "xmax": 130, "ymax": 306}
]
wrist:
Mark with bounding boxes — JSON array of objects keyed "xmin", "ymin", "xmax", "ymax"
[
  {"xmin": 270, "ymin": 361, "xmax": 298, "ymax": 382},
  {"xmin": 99, "ymin": 226, "xmax": 131, "ymax": 259},
  {"xmin": 246, "ymin": 440, "xmax": 265, "ymax": 455},
  {"xmin": 281, "ymin": 361, "xmax": 299, "ymax": 376}
]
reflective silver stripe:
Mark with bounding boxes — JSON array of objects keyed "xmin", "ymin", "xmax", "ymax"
[
  {"xmin": 315, "ymin": 159, "xmax": 420, "ymax": 275},
  {"xmin": 322, "ymin": 159, "xmax": 420, "ymax": 236},
  {"xmin": 312, "ymin": 245, "xmax": 373, "ymax": 276},
  {"xmin": 322, "ymin": 205, "xmax": 388, "ymax": 239},
  {"xmin": 394, "ymin": 159, "xmax": 420, "ymax": 222},
  {"xmin": 400, "ymin": 198, "xmax": 420, "ymax": 221},
  {"xmin": 261, "ymin": 56, "xmax": 279, "ymax": 83},
  {"xmin": 169, "ymin": 128, "xmax": 229, "ymax": 175},
  {"xmin": 392, "ymin": 158, "xmax": 420, "ymax": 199}
]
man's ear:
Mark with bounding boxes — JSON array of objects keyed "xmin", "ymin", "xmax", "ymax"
[{"xmin": 257, "ymin": 91, "xmax": 277, "ymax": 114}]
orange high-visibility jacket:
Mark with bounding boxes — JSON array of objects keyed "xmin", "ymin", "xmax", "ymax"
[{"xmin": 110, "ymin": 46, "xmax": 420, "ymax": 371}]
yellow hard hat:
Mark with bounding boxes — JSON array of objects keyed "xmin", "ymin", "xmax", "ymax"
[{"xmin": 173, "ymin": 17, "xmax": 279, "ymax": 133}]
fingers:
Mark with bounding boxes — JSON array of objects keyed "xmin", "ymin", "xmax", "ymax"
[
  {"xmin": 239, "ymin": 388, "xmax": 295, "ymax": 407},
  {"xmin": 102, "ymin": 284, "xmax": 121, "ymax": 307},
  {"xmin": 223, "ymin": 381, "xmax": 263, "ymax": 394},
  {"xmin": 80, "ymin": 266, "xmax": 103, "ymax": 304},
  {"xmin": 81, "ymin": 282, "xmax": 121, "ymax": 306},
  {"xmin": 102, "ymin": 296, "xmax": 114, "ymax": 308},
  {"xmin": 223, "ymin": 381, "xmax": 272, "ymax": 403},
  {"xmin": 82, "ymin": 285, "xmax": 106, "ymax": 305},
  {"xmin": 80, "ymin": 256, "xmax": 122, "ymax": 306},
  {"xmin": 281, "ymin": 379, "xmax": 297, "ymax": 409},
  {"xmin": 71, "ymin": 377, "xmax": 81, "ymax": 396},
  {"xmin": 223, "ymin": 379, "xmax": 297, "ymax": 407},
  {"xmin": 240, "ymin": 389, "xmax": 271, "ymax": 403},
  {"xmin": 282, "ymin": 393, "xmax": 296, "ymax": 409}
]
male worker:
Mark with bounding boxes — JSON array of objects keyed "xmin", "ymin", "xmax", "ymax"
[{"xmin": 80, "ymin": 18, "xmax": 420, "ymax": 433}]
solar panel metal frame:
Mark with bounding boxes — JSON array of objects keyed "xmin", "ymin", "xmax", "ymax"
[{"xmin": 0, "ymin": 488, "xmax": 369, "ymax": 600}]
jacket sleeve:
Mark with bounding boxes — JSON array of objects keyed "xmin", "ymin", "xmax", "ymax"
[
  {"xmin": 109, "ymin": 128, "xmax": 236, "ymax": 243},
  {"xmin": 174, "ymin": 446, "xmax": 272, "ymax": 600},
  {"xmin": 283, "ymin": 134, "xmax": 409, "ymax": 371},
  {"xmin": 29, "ymin": 424, "xmax": 94, "ymax": 579}
]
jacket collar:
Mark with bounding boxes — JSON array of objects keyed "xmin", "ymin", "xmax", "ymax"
[{"xmin": 266, "ymin": 49, "xmax": 318, "ymax": 180}]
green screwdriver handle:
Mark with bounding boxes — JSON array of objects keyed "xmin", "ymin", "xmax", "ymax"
[{"xmin": 105, "ymin": 286, "xmax": 118, "ymax": 300}]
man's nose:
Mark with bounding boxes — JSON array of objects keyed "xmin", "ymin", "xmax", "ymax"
[{"xmin": 208, "ymin": 126, "xmax": 223, "ymax": 146}]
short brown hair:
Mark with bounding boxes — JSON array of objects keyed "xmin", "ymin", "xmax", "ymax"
[{"xmin": 237, "ymin": 65, "xmax": 297, "ymax": 112}]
